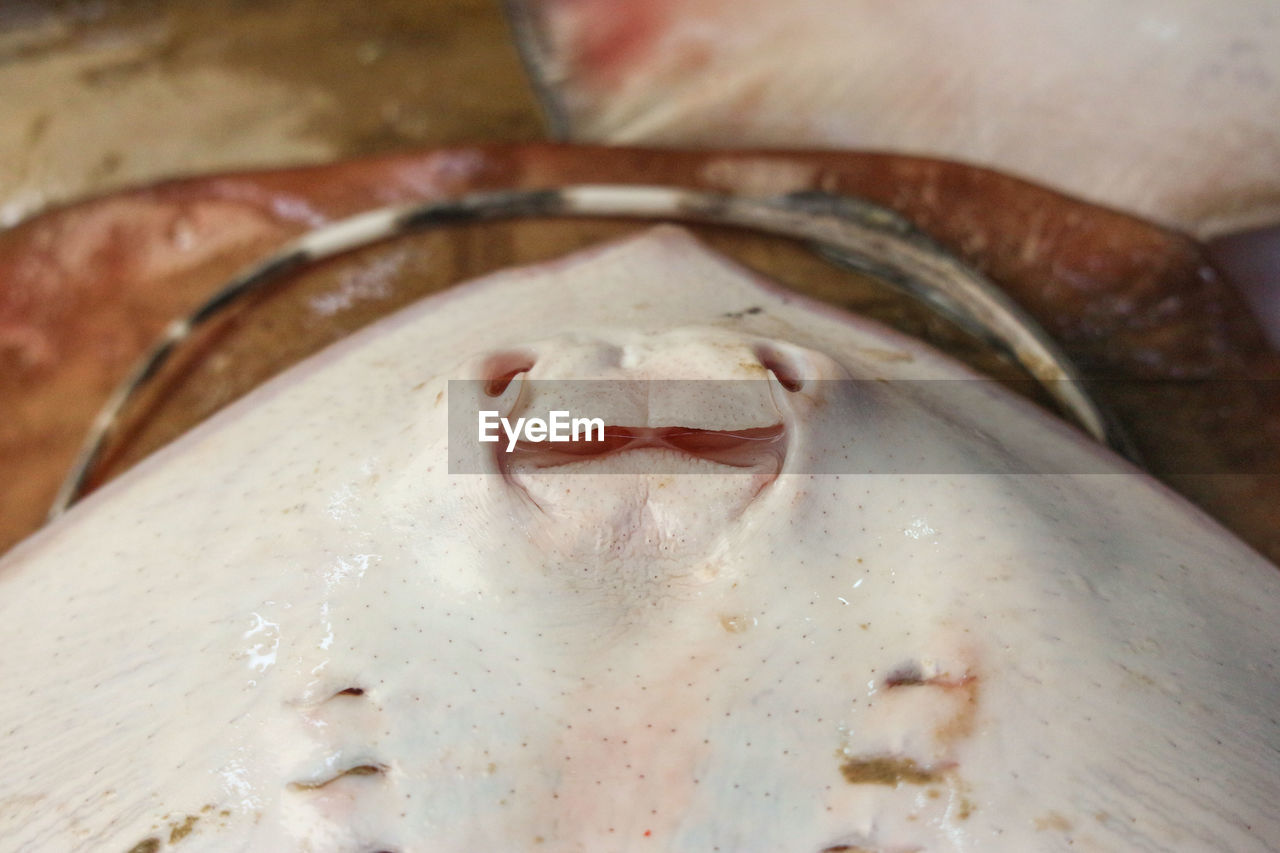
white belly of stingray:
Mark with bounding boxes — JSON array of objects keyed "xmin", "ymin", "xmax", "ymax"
[
  {"xmin": 514, "ymin": 0, "xmax": 1280, "ymax": 237},
  {"xmin": 1, "ymin": 227, "xmax": 1277, "ymax": 852}
]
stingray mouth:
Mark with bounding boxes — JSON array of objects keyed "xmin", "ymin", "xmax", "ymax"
[{"xmin": 496, "ymin": 422, "xmax": 788, "ymax": 476}]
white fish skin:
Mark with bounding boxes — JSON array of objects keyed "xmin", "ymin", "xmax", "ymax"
[
  {"xmin": 512, "ymin": 0, "xmax": 1280, "ymax": 238},
  {"xmin": 1, "ymin": 226, "xmax": 1278, "ymax": 851}
]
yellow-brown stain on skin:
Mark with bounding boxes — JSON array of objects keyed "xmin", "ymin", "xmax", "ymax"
[
  {"xmin": 838, "ymin": 755, "xmax": 945, "ymax": 786},
  {"xmin": 168, "ymin": 814, "xmax": 199, "ymax": 843},
  {"xmin": 125, "ymin": 840, "xmax": 160, "ymax": 853},
  {"xmin": 1035, "ymin": 811, "xmax": 1073, "ymax": 832},
  {"xmin": 953, "ymin": 776, "xmax": 978, "ymax": 821},
  {"xmin": 837, "ymin": 660, "xmax": 983, "ymax": 823},
  {"xmin": 860, "ymin": 347, "xmax": 915, "ymax": 363},
  {"xmin": 932, "ymin": 674, "xmax": 980, "ymax": 745},
  {"xmin": 837, "ymin": 754, "xmax": 978, "ymax": 820},
  {"xmin": 719, "ymin": 614, "xmax": 753, "ymax": 633}
]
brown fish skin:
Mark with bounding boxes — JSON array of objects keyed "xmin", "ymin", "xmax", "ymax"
[{"xmin": 1, "ymin": 144, "xmax": 1277, "ymax": 559}]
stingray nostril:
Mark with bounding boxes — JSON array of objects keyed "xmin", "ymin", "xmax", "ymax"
[
  {"xmin": 755, "ymin": 344, "xmax": 803, "ymax": 392},
  {"xmin": 482, "ymin": 350, "xmax": 535, "ymax": 397}
]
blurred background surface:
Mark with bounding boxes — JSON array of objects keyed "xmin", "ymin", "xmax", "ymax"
[{"xmin": 0, "ymin": 0, "xmax": 544, "ymax": 225}]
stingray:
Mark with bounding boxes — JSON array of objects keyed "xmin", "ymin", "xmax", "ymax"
[
  {"xmin": 1, "ymin": 218, "xmax": 1278, "ymax": 851},
  {"xmin": 506, "ymin": 0, "xmax": 1280, "ymax": 338},
  {"xmin": 506, "ymin": 0, "xmax": 1280, "ymax": 238}
]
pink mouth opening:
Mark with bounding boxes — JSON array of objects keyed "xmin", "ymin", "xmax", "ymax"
[{"xmin": 500, "ymin": 423, "xmax": 788, "ymax": 472}]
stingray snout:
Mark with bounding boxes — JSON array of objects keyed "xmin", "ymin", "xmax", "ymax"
[{"xmin": 466, "ymin": 333, "xmax": 818, "ymax": 473}]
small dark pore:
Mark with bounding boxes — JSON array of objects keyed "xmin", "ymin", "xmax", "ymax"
[
  {"xmin": 125, "ymin": 840, "xmax": 160, "ymax": 853},
  {"xmin": 839, "ymin": 755, "xmax": 944, "ymax": 786}
]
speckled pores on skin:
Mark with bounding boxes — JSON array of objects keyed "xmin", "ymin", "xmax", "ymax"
[{"xmin": 0, "ymin": 227, "xmax": 1278, "ymax": 852}]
